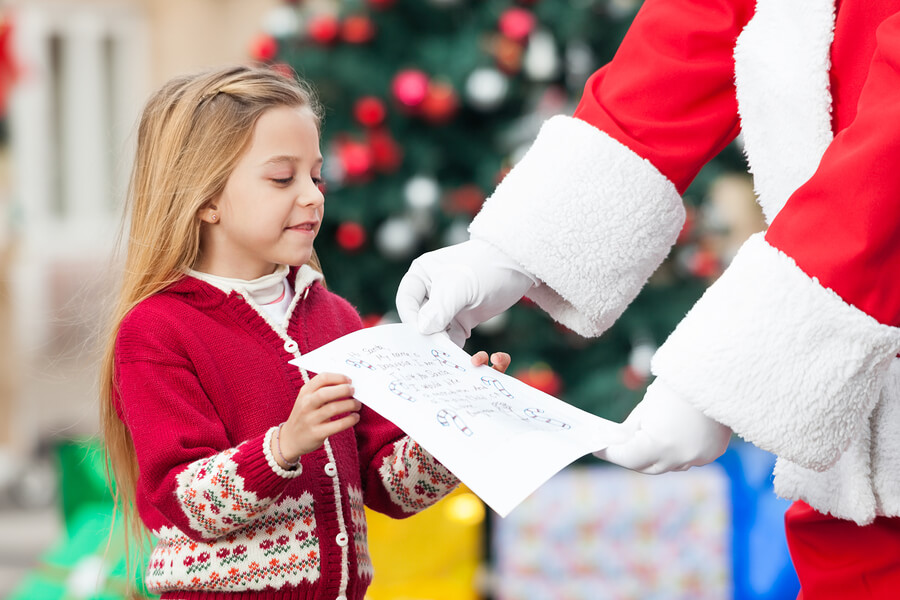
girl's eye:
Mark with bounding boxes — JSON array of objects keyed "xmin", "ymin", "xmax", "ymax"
[
  {"xmin": 272, "ymin": 176, "xmax": 294, "ymax": 185},
  {"xmin": 313, "ymin": 177, "xmax": 327, "ymax": 194}
]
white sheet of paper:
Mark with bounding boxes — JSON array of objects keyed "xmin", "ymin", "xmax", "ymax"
[{"xmin": 289, "ymin": 323, "xmax": 628, "ymax": 517}]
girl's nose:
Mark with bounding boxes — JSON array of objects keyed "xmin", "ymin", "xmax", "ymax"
[{"xmin": 299, "ymin": 179, "xmax": 325, "ymax": 207}]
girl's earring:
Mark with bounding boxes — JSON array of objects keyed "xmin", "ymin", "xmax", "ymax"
[{"xmin": 210, "ymin": 214, "xmax": 218, "ymax": 222}]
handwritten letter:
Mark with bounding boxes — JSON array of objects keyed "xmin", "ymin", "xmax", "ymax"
[{"xmin": 290, "ymin": 323, "xmax": 627, "ymax": 517}]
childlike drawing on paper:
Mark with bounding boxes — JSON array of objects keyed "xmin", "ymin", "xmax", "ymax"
[
  {"xmin": 389, "ymin": 380, "xmax": 416, "ymax": 402},
  {"xmin": 346, "ymin": 358, "xmax": 376, "ymax": 371},
  {"xmin": 431, "ymin": 349, "xmax": 466, "ymax": 372},
  {"xmin": 524, "ymin": 407, "xmax": 571, "ymax": 429},
  {"xmin": 436, "ymin": 408, "xmax": 474, "ymax": 436},
  {"xmin": 492, "ymin": 401, "xmax": 530, "ymax": 422},
  {"xmin": 481, "ymin": 376, "xmax": 514, "ymax": 398}
]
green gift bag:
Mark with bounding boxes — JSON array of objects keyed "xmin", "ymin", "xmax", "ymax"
[{"xmin": 9, "ymin": 439, "xmax": 157, "ymax": 600}]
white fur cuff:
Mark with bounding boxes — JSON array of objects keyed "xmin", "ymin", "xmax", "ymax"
[
  {"xmin": 469, "ymin": 115, "xmax": 684, "ymax": 338},
  {"xmin": 652, "ymin": 233, "xmax": 900, "ymax": 471},
  {"xmin": 771, "ymin": 359, "xmax": 900, "ymax": 525}
]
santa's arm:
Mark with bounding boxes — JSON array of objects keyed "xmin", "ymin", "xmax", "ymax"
[
  {"xmin": 469, "ymin": 0, "xmax": 754, "ymax": 337},
  {"xmin": 651, "ymin": 12, "xmax": 900, "ymax": 470}
]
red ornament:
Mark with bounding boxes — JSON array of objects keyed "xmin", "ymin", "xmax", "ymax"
[
  {"xmin": 249, "ymin": 33, "xmax": 278, "ymax": 62},
  {"xmin": 493, "ymin": 35, "xmax": 524, "ymax": 74},
  {"xmin": 420, "ymin": 81, "xmax": 459, "ymax": 124},
  {"xmin": 494, "ymin": 165, "xmax": 512, "ymax": 185},
  {"xmin": 361, "ymin": 313, "xmax": 383, "ymax": 328},
  {"xmin": 367, "ymin": 129, "xmax": 403, "ymax": 173},
  {"xmin": 308, "ymin": 14, "xmax": 341, "ymax": 44},
  {"xmin": 367, "ymin": 0, "xmax": 396, "ymax": 8},
  {"xmin": 498, "ymin": 7, "xmax": 536, "ymax": 43},
  {"xmin": 620, "ymin": 365, "xmax": 647, "ymax": 390},
  {"xmin": 338, "ymin": 140, "xmax": 373, "ymax": 179},
  {"xmin": 342, "ymin": 15, "xmax": 376, "ymax": 44},
  {"xmin": 677, "ymin": 205, "xmax": 696, "ymax": 244},
  {"xmin": 515, "ymin": 364, "xmax": 563, "ymax": 397},
  {"xmin": 443, "ymin": 185, "xmax": 485, "ymax": 216},
  {"xmin": 270, "ymin": 62, "xmax": 296, "ymax": 79},
  {"xmin": 391, "ymin": 69, "xmax": 430, "ymax": 110},
  {"xmin": 0, "ymin": 18, "xmax": 19, "ymax": 117},
  {"xmin": 354, "ymin": 96, "xmax": 387, "ymax": 127},
  {"xmin": 336, "ymin": 222, "xmax": 367, "ymax": 252},
  {"xmin": 688, "ymin": 246, "xmax": 721, "ymax": 279}
]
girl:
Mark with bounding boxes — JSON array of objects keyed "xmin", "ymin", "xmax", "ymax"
[{"xmin": 100, "ymin": 65, "xmax": 509, "ymax": 600}]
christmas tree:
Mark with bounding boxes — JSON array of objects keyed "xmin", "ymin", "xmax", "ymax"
[{"xmin": 254, "ymin": 0, "xmax": 748, "ymax": 425}]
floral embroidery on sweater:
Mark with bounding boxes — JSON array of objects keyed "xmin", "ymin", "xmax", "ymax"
[
  {"xmin": 378, "ymin": 437, "xmax": 458, "ymax": 514},
  {"xmin": 147, "ymin": 493, "xmax": 319, "ymax": 593},
  {"xmin": 174, "ymin": 445, "xmax": 274, "ymax": 538},
  {"xmin": 347, "ymin": 485, "xmax": 373, "ymax": 579}
]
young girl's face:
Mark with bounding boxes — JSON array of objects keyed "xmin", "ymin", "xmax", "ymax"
[{"xmin": 198, "ymin": 105, "xmax": 324, "ymax": 279}]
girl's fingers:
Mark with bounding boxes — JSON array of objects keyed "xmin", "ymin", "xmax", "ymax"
[
  {"xmin": 490, "ymin": 352, "xmax": 511, "ymax": 373},
  {"xmin": 317, "ymin": 398, "xmax": 362, "ymax": 421},
  {"xmin": 302, "ymin": 383, "xmax": 356, "ymax": 408},
  {"xmin": 300, "ymin": 372, "xmax": 352, "ymax": 396},
  {"xmin": 282, "ymin": 396, "xmax": 360, "ymax": 455},
  {"xmin": 317, "ymin": 412, "xmax": 361, "ymax": 439},
  {"xmin": 471, "ymin": 350, "xmax": 512, "ymax": 374},
  {"xmin": 471, "ymin": 351, "xmax": 489, "ymax": 367}
]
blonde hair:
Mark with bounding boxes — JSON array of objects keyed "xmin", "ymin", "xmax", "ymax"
[{"xmin": 100, "ymin": 64, "xmax": 323, "ymax": 562}]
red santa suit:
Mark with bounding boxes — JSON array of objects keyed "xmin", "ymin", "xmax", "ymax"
[{"xmin": 468, "ymin": 0, "xmax": 900, "ymax": 596}]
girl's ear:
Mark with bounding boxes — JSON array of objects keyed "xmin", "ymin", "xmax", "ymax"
[{"xmin": 198, "ymin": 204, "xmax": 219, "ymax": 224}]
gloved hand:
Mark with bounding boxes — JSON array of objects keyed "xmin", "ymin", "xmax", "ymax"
[
  {"xmin": 594, "ymin": 379, "xmax": 732, "ymax": 474},
  {"xmin": 396, "ymin": 239, "xmax": 537, "ymax": 347}
]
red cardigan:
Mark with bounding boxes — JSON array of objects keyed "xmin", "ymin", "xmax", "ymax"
[{"xmin": 114, "ymin": 268, "xmax": 458, "ymax": 600}]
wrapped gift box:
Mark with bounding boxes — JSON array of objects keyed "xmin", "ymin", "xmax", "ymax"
[
  {"xmin": 492, "ymin": 441, "xmax": 799, "ymax": 600},
  {"xmin": 364, "ymin": 485, "xmax": 485, "ymax": 600}
]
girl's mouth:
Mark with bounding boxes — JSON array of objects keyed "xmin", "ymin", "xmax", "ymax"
[{"xmin": 286, "ymin": 221, "xmax": 318, "ymax": 232}]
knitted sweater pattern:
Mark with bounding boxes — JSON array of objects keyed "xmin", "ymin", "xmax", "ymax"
[{"xmin": 114, "ymin": 268, "xmax": 458, "ymax": 600}]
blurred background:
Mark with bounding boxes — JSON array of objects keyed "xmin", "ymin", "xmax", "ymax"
[{"xmin": 0, "ymin": 0, "xmax": 798, "ymax": 598}]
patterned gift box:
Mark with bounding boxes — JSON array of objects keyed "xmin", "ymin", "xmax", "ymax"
[{"xmin": 492, "ymin": 441, "xmax": 799, "ymax": 600}]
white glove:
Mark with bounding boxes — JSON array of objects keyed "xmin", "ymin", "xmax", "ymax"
[
  {"xmin": 396, "ymin": 239, "xmax": 537, "ymax": 347},
  {"xmin": 594, "ymin": 379, "xmax": 732, "ymax": 474}
]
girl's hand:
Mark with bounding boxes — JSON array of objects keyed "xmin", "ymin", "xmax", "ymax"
[
  {"xmin": 471, "ymin": 351, "xmax": 511, "ymax": 374},
  {"xmin": 274, "ymin": 373, "xmax": 361, "ymax": 467}
]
